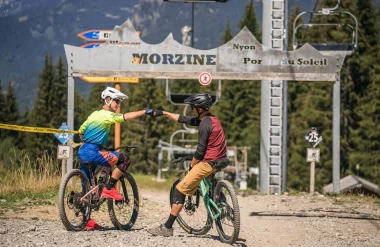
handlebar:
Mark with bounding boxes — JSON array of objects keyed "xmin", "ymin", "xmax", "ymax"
[
  {"xmin": 104, "ymin": 145, "xmax": 137, "ymax": 153},
  {"xmin": 172, "ymin": 155, "xmax": 193, "ymax": 164}
]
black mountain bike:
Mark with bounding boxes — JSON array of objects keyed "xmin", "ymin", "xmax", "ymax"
[
  {"xmin": 169, "ymin": 155, "xmax": 240, "ymax": 244},
  {"xmin": 58, "ymin": 145, "xmax": 139, "ymax": 231}
]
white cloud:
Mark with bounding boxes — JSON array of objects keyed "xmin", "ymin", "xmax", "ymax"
[
  {"xmin": 105, "ymin": 13, "xmax": 120, "ymax": 19},
  {"xmin": 19, "ymin": 15, "xmax": 28, "ymax": 22}
]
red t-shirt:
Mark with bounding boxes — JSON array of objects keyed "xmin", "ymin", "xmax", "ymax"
[{"xmin": 178, "ymin": 113, "xmax": 227, "ymax": 162}]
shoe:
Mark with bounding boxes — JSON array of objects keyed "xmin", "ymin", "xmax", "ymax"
[
  {"xmin": 84, "ymin": 219, "xmax": 102, "ymax": 230},
  {"xmin": 101, "ymin": 187, "xmax": 123, "ymax": 201},
  {"xmin": 147, "ymin": 224, "xmax": 173, "ymax": 237}
]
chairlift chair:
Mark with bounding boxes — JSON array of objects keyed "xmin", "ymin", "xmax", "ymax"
[
  {"xmin": 292, "ymin": 2, "xmax": 358, "ymax": 56},
  {"xmin": 165, "ymin": 79, "xmax": 221, "ymax": 106}
]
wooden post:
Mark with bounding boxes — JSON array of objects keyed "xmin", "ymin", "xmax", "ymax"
[
  {"xmin": 310, "ymin": 161, "xmax": 315, "ymax": 194},
  {"xmin": 61, "ymin": 159, "xmax": 67, "ymax": 178},
  {"xmin": 114, "ymin": 83, "xmax": 121, "ymax": 149}
]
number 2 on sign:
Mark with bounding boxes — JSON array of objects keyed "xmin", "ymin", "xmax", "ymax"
[
  {"xmin": 59, "ymin": 133, "xmax": 69, "ymax": 138},
  {"xmin": 308, "ymin": 132, "xmax": 319, "ymax": 142}
]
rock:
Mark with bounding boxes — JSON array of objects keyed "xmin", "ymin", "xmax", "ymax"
[{"xmin": 28, "ymin": 225, "xmax": 37, "ymax": 231}]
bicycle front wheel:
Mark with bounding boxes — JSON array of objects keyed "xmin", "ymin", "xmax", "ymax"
[
  {"xmin": 58, "ymin": 169, "xmax": 91, "ymax": 231},
  {"xmin": 108, "ymin": 172, "xmax": 139, "ymax": 230},
  {"xmin": 170, "ymin": 179, "xmax": 212, "ymax": 235},
  {"xmin": 214, "ymin": 180, "xmax": 240, "ymax": 244}
]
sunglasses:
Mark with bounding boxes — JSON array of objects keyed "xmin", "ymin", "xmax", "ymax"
[
  {"xmin": 114, "ymin": 99, "xmax": 121, "ymax": 104},
  {"xmin": 190, "ymin": 105, "xmax": 196, "ymax": 110}
]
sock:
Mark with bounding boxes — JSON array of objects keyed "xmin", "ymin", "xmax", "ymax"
[
  {"xmin": 106, "ymin": 177, "xmax": 117, "ymax": 190},
  {"xmin": 164, "ymin": 214, "xmax": 177, "ymax": 229}
]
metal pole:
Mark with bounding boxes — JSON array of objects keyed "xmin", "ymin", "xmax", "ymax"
[
  {"xmin": 115, "ymin": 83, "xmax": 121, "ymax": 148},
  {"xmin": 67, "ymin": 76, "xmax": 74, "ymax": 173},
  {"xmin": 260, "ymin": 81, "xmax": 270, "ymax": 194},
  {"xmin": 282, "ymin": 0, "xmax": 289, "ymax": 192},
  {"xmin": 157, "ymin": 150, "xmax": 163, "ymax": 181},
  {"xmin": 260, "ymin": 0, "xmax": 272, "ymax": 194},
  {"xmin": 282, "ymin": 81, "xmax": 288, "ymax": 192},
  {"xmin": 333, "ymin": 72, "xmax": 341, "ymax": 192}
]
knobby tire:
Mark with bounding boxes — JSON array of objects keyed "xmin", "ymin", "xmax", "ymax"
[
  {"xmin": 108, "ymin": 172, "xmax": 139, "ymax": 230},
  {"xmin": 58, "ymin": 169, "xmax": 91, "ymax": 231},
  {"xmin": 169, "ymin": 178, "xmax": 212, "ymax": 235},
  {"xmin": 214, "ymin": 180, "xmax": 240, "ymax": 244}
]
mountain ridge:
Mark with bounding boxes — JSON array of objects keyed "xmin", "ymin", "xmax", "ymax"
[{"xmin": 1, "ymin": 0, "xmax": 371, "ymax": 110}]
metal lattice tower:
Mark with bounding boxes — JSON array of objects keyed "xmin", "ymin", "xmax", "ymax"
[{"xmin": 260, "ymin": 0, "xmax": 287, "ymax": 194}]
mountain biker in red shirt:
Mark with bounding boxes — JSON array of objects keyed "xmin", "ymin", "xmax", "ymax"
[{"xmin": 146, "ymin": 93, "xmax": 228, "ymax": 237}]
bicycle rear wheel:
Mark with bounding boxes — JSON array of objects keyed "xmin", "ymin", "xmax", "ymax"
[
  {"xmin": 214, "ymin": 180, "xmax": 240, "ymax": 244},
  {"xmin": 108, "ymin": 172, "xmax": 139, "ymax": 230},
  {"xmin": 169, "ymin": 179, "xmax": 212, "ymax": 235},
  {"xmin": 58, "ymin": 169, "xmax": 91, "ymax": 231}
]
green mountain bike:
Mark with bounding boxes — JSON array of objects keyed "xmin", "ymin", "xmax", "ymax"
[{"xmin": 169, "ymin": 155, "xmax": 240, "ymax": 244}]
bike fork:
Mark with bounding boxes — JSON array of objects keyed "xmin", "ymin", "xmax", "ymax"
[{"xmin": 119, "ymin": 179, "xmax": 130, "ymax": 204}]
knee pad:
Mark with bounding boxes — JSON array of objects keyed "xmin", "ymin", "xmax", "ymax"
[
  {"xmin": 117, "ymin": 153, "xmax": 131, "ymax": 172},
  {"xmin": 172, "ymin": 187, "xmax": 186, "ymax": 204}
]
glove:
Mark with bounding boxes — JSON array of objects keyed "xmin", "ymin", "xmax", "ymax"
[
  {"xmin": 145, "ymin": 109, "xmax": 163, "ymax": 118},
  {"xmin": 153, "ymin": 110, "xmax": 163, "ymax": 117},
  {"xmin": 145, "ymin": 109, "xmax": 154, "ymax": 116}
]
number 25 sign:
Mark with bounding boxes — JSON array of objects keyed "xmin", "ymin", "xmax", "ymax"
[
  {"xmin": 54, "ymin": 123, "xmax": 74, "ymax": 145},
  {"xmin": 304, "ymin": 127, "xmax": 322, "ymax": 147}
]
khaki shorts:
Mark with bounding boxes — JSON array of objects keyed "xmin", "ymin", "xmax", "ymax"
[{"xmin": 176, "ymin": 161, "xmax": 216, "ymax": 196}]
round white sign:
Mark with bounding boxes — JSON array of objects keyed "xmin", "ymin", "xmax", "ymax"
[{"xmin": 198, "ymin": 72, "xmax": 212, "ymax": 85}]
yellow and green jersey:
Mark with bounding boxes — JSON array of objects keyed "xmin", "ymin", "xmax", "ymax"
[{"xmin": 78, "ymin": 109, "xmax": 125, "ymax": 146}]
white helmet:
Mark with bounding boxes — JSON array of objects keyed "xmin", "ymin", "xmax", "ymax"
[{"xmin": 101, "ymin": 87, "xmax": 128, "ymax": 101}]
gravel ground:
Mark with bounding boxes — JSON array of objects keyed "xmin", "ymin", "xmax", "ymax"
[{"xmin": 0, "ymin": 189, "xmax": 379, "ymax": 247}]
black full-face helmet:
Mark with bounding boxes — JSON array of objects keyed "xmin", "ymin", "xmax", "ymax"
[{"xmin": 184, "ymin": 93, "xmax": 213, "ymax": 110}]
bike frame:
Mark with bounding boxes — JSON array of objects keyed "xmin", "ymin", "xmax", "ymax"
[
  {"xmin": 80, "ymin": 166, "xmax": 109, "ymax": 206},
  {"xmin": 199, "ymin": 177, "xmax": 222, "ymax": 221}
]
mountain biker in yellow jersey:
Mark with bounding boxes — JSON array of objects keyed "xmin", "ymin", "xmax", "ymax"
[
  {"xmin": 146, "ymin": 93, "xmax": 229, "ymax": 237},
  {"xmin": 78, "ymin": 86, "xmax": 153, "ymax": 230}
]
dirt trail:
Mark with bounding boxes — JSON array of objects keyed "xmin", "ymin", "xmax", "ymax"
[{"xmin": 0, "ymin": 189, "xmax": 379, "ymax": 247}]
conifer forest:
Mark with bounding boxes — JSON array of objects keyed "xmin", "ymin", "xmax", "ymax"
[{"xmin": 0, "ymin": 0, "xmax": 379, "ymax": 192}]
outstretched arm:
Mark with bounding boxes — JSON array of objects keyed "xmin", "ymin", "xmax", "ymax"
[
  {"xmin": 162, "ymin": 111, "xmax": 180, "ymax": 121},
  {"xmin": 123, "ymin": 110, "xmax": 146, "ymax": 120}
]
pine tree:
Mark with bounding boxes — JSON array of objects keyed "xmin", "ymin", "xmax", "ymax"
[
  {"xmin": 74, "ymin": 89, "xmax": 87, "ymax": 132},
  {"xmin": 122, "ymin": 79, "xmax": 175, "ymax": 174},
  {"xmin": 221, "ymin": 20, "xmax": 233, "ymax": 43},
  {"xmin": 26, "ymin": 53, "xmax": 56, "ymax": 159},
  {"xmin": 85, "ymin": 83, "xmax": 106, "ymax": 117},
  {"xmin": 2, "ymin": 80, "xmax": 20, "ymax": 141},
  {"xmin": 0, "ymin": 81, "xmax": 5, "ymax": 136},
  {"xmin": 0, "ymin": 80, "xmax": 20, "ymax": 165},
  {"xmin": 286, "ymin": 0, "xmax": 380, "ymax": 190},
  {"xmin": 287, "ymin": 82, "xmax": 334, "ymax": 190},
  {"xmin": 346, "ymin": 0, "xmax": 380, "ymax": 185},
  {"xmin": 232, "ymin": 0, "xmax": 261, "ymax": 166},
  {"xmin": 18, "ymin": 105, "xmax": 30, "ymax": 150},
  {"xmin": 50, "ymin": 56, "xmax": 67, "ymax": 128},
  {"xmin": 239, "ymin": 0, "xmax": 261, "ymax": 40},
  {"xmin": 288, "ymin": 4, "xmax": 302, "ymax": 51}
]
